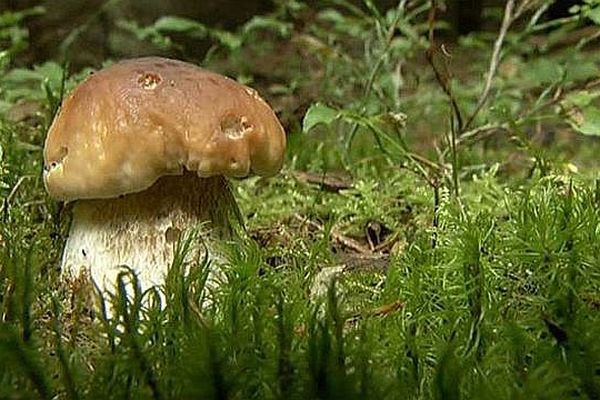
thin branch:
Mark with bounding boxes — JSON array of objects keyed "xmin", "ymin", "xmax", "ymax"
[
  {"xmin": 346, "ymin": 0, "xmax": 411, "ymax": 152},
  {"xmin": 0, "ymin": 175, "xmax": 33, "ymax": 215},
  {"xmin": 515, "ymin": 0, "xmax": 543, "ymax": 19},
  {"xmin": 526, "ymin": 1, "xmax": 552, "ymax": 30},
  {"xmin": 457, "ymin": 76, "xmax": 600, "ymax": 145},
  {"xmin": 426, "ymin": 0, "xmax": 464, "ymax": 130},
  {"xmin": 463, "ymin": 0, "xmax": 516, "ymax": 130},
  {"xmin": 456, "ymin": 123, "xmax": 509, "ymax": 146},
  {"xmin": 293, "ymin": 214, "xmax": 373, "ymax": 254}
]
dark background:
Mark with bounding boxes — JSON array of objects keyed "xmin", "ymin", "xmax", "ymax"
[{"xmin": 0, "ymin": 0, "xmax": 581, "ymax": 69}]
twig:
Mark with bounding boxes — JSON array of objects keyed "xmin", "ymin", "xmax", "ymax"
[
  {"xmin": 346, "ymin": 300, "xmax": 404, "ymax": 324},
  {"xmin": 0, "ymin": 175, "xmax": 32, "ymax": 215},
  {"xmin": 526, "ymin": 1, "xmax": 552, "ymax": 31},
  {"xmin": 346, "ymin": 0, "xmax": 411, "ymax": 152},
  {"xmin": 293, "ymin": 171, "xmax": 353, "ymax": 192},
  {"xmin": 293, "ymin": 214, "xmax": 372, "ymax": 254},
  {"xmin": 576, "ymin": 28, "xmax": 600, "ymax": 50},
  {"xmin": 431, "ymin": 181, "xmax": 440, "ymax": 249},
  {"xmin": 456, "ymin": 122, "xmax": 510, "ymax": 146},
  {"xmin": 449, "ymin": 112, "xmax": 460, "ymax": 198},
  {"xmin": 457, "ymin": 76, "xmax": 600, "ymax": 146},
  {"xmin": 464, "ymin": 0, "xmax": 516, "ymax": 131},
  {"xmin": 514, "ymin": 0, "xmax": 542, "ymax": 19},
  {"xmin": 426, "ymin": 0, "xmax": 464, "ymax": 130}
]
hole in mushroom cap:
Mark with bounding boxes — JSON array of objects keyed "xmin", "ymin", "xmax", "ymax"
[
  {"xmin": 220, "ymin": 115, "xmax": 253, "ymax": 140},
  {"xmin": 45, "ymin": 146, "xmax": 68, "ymax": 171},
  {"xmin": 137, "ymin": 72, "xmax": 162, "ymax": 90},
  {"xmin": 165, "ymin": 226, "xmax": 182, "ymax": 243}
]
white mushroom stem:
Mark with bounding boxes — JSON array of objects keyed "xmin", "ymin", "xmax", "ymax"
[{"xmin": 61, "ymin": 173, "xmax": 239, "ymax": 298}]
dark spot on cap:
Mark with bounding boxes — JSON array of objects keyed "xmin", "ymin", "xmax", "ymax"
[
  {"xmin": 165, "ymin": 226, "xmax": 182, "ymax": 243},
  {"xmin": 45, "ymin": 146, "xmax": 68, "ymax": 171},
  {"xmin": 137, "ymin": 72, "xmax": 162, "ymax": 90},
  {"xmin": 220, "ymin": 114, "xmax": 253, "ymax": 139}
]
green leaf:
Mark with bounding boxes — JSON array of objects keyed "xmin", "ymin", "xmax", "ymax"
[
  {"xmin": 562, "ymin": 90, "xmax": 600, "ymax": 108},
  {"xmin": 522, "ymin": 58, "xmax": 564, "ymax": 86},
  {"xmin": 571, "ymin": 107, "xmax": 600, "ymax": 136},
  {"xmin": 585, "ymin": 7, "xmax": 600, "ymax": 25},
  {"xmin": 153, "ymin": 16, "xmax": 208, "ymax": 35},
  {"xmin": 242, "ymin": 16, "xmax": 292, "ymax": 37},
  {"xmin": 210, "ymin": 30, "xmax": 241, "ymax": 50},
  {"xmin": 564, "ymin": 58, "xmax": 598, "ymax": 82},
  {"xmin": 153, "ymin": 16, "xmax": 240, "ymax": 49},
  {"xmin": 302, "ymin": 103, "xmax": 340, "ymax": 132},
  {"xmin": 559, "ymin": 90, "xmax": 600, "ymax": 136},
  {"xmin": 0, "ymin": 6, "xmax": 45, "ymax": 28},
  {"xmin": 2, "ymin": 68, "xmax": 43, "ymax": 83}
]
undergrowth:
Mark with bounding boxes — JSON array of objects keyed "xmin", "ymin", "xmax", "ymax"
[{"xmin": 2, "ymin": 1, "xmax": 600, "ymax": 399}]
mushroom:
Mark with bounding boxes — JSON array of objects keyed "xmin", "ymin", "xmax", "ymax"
[{"xmin": 43, "ymin": 57, "xmax": 285, "ymax": 296}]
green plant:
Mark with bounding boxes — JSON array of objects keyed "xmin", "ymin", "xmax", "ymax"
[
  {"xmin": 1, "ymin": 1, "xmax": 600, "ymax": 399},
  {"xmin": 0, "ymin": 6, "xmax": 45, "ymax": 72}
]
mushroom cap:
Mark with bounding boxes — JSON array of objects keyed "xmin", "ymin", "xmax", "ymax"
[{"xmin": 43, "ymin": 57, "xmax": 286, "ymax": 201}]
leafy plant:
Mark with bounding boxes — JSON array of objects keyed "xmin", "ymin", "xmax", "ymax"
[
  {"xmin": 0, "ymin": 6, "xmax": 45, "ymax": 72},
  {"xmin": 1, "ymin": 1, "xmax": 600, "ymax": 399}
]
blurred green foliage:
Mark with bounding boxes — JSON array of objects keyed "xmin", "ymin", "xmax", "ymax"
[
  {"xmin": 1, "ymin": 1, "xmax": 600, "ymax": 399},
  {"xmin": 0, "ymin": 6, "xmax": 45, "ymax": 72}
]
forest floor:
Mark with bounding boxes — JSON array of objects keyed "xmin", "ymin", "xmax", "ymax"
[{"xmin": 1, "ymin": 2, "xmax": 600, "ymax": 399}]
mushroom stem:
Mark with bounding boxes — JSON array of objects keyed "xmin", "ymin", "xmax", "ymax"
[{"xmin": 60, "ymin": 172, "xmax": 239, "ymax": 295}]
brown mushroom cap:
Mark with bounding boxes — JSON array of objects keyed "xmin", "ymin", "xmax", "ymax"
[{"xmin": 43, "ymin": 57, "xmax": 286, "ymax": 201}]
